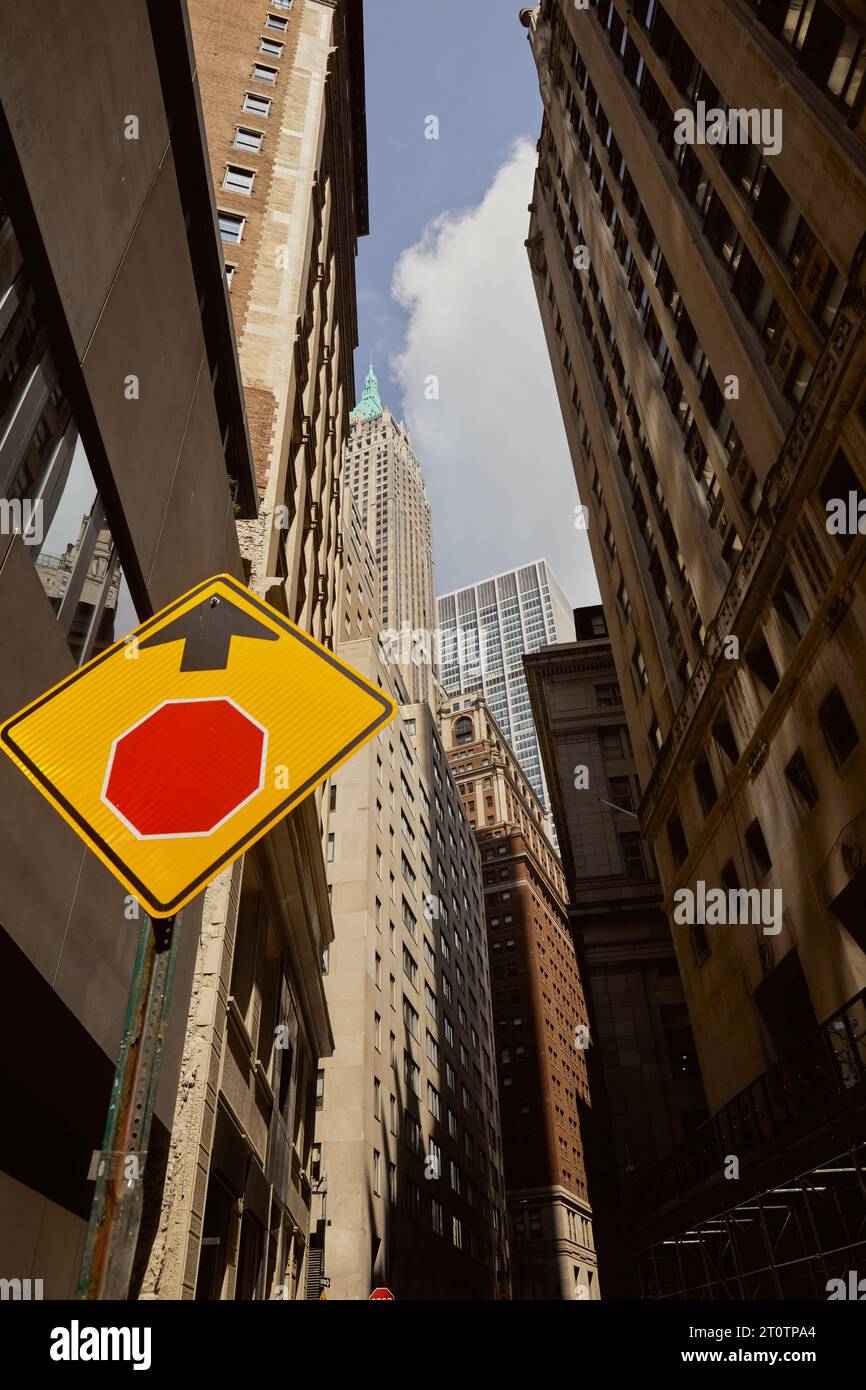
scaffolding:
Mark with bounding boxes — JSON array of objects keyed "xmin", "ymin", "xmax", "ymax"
[
  {"xmin": 625, "ymin": 987, "xmax": 866, "ymax": 1298},
  {"xmin": 636, "ymin": 1142, "xmax": 866, "ymax": 1299}
]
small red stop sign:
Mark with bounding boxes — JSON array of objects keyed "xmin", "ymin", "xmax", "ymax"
[
  {"xmin": 103, "ymin": 698, "xmax": 267, "ymax": 837},
  {"xmin": 369, "ymin": 1287, "xmax": 395, "ymax": 1300}
]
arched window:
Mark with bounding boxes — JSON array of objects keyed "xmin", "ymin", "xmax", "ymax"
[{"xmin": 455, "ymin": 716, "xmax": 473, "ymax": 746}]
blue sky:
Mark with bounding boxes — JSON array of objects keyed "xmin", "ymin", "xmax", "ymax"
[
  {"xmin": 353, "ymin": 0, "xmax": 599, "ymax": 610},
  {"xmin": 357, "ymin": 0, "xmax": 541, "ymax": 371}
]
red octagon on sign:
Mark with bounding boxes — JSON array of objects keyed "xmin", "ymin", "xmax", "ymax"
[
  {"xmin": 369, "ymin": 1287, "xmax": 395, "ymax": 1300},
  {"xmin": 102, "ymin": 698, "xmax": 267, "ymax": 838}
]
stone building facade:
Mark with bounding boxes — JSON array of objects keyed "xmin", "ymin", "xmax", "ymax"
[
  {"xmin": 525, "ymin": 604, "xmax": 707, "ymax": 1295},
  {"xmin": 0, "ymin": 0, "xmax": 256, "ymax": 1296},
  {"xmin": 140, "ymin": 0, "xmax": 368, "ymax": 1299},
  {"xmin": 522, "ymin": 0, "xmax": 866, "ymax": 1295}
]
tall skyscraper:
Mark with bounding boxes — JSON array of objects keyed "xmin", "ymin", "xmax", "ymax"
[
  {"xmin": 522, "ymin": 0, "xmax": 866, "ymax": 1297},
  {"xmin": 310, "ymin": 489, "xmax": 509, "ymax": 1300},
  {"xmin": 525, "ymin": 604, "xmax": 707, "ymax": 1296},
  {"xmin": 440, "ymin": 696, "xmax": 598, "ymax": 1300},
  {"xmin": 142, "ymin": 0, "xmax": 368, "ymax": 1299},
  {"xmin": 344, "ymin": 363, "xmax": 437, "ymax": 705},
  {"xmin": 437, "ymin": 560, "xmax": 575, "ymax": 818}
]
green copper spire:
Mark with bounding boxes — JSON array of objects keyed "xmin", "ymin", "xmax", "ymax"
[{"xmin": 350, "ymin": 359, "xmax": 384, "ymax": 422}]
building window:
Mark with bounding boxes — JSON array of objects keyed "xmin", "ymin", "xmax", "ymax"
[
  {"xmin": 403, "ymin": 997, "xmax": 420, "ymax": 1041},
  {"xmin": 693, "ymin": 760, "xmax": 718, "ymax": 815},
  {"xmin": 403, "ymin": 947, "xmax": 418, "ymax": 989},
  {"xmin": 619, "ymin": 832, "xmax": 647, "ymax": 881},
  {"xmin": 404, "ymin": 1054, "xmax": 421, "ymax": 1098},
  {"xmin": 646, "ymin": 714, "xmax": 662, "ymax": 754},
  {"xmin": 225, "ymin": 264, "xmax": 236, "ymax": 288},
  {"xmin": 772, "ymin": 569, "xmax": 810, "ymax": 640},
  {"xmin": 784, "ymin": 749, "xmax": 819, "ymax": 810},
  {"xmin": 402, "ymin": 895, "xmax": 417, "ymax": 937},
  {"xmin": 745, "ymin": 818, "xmax": 773, "ymax": 878},
  {"xmin": 372, "ymin": 1148, "xmax": 381, "ymax": 1196},
  {"xmin": 233, "ymin": 126, "xmax": 264, "ymax": 153},
  {"xmin": 252, "ymin": 62, "xmax": 278, "ymax": 83},
  {"xmin": 315, "ymin": 1069, "xmax": 324, "ymax": 1110},
  {"xmin": 608, "ymin": 775, "xmax": 634, "ymax": 814},
  {"xmin": 427, "ymin": 1081, "xmax": 441, "ymax": 1120},
  {"xmin": 406, "ymin": 1179, "xmax": 422, "ymax": 1222},
  {"xmin": 405, "ymin": 1111, "xmax": 423, "ymax": 1158},
  {"xmin": 243, "ymin": 92, "xmax": 271, "ymax": 116},
  {"xmin": 712, "ymin": 717, "xmax": 739, "ymax": 764},
  {"xmin": 374, "ymin": 1012, "xmax": 381, "ymax": 1051},
  {"xmin": 746, "ymin": 635, "xmax": 780, "ymax": 693},
  {"xmin": 631, "ymin": 643, "xmax": 648, "ymax": 693},
  {"xmin": 373, "ymin": 1077, "xmax": 381, "ymax": 1119},
  {"xmin": 326, "ymin": 833, "xmax": 334, "ymax": 863},
  {"xmin": 432, "ymin": 1199, "xmax": 444, "ymax": 1237},
  {"xmin": 452, "ymin": 1216, "xmax": 463, "ymax": 1249},
  {"xmin": 455, "ymin": 716, "xmax": 473, "ymax": 745},
  {"xmin": 819, "ymin": 688, "xmax": 859, "ymax": 765},
  {"xmin": 667, "ymin": 811, "xmax": 689, "ymax": 869},
  {"xmin": 218, "ymin": 211, "xmax": 245, "ymax": 244},
  {"xmin": 819, "ymin": 449, "xmax": 864, "ymax": 554},
  {"xmin": 616, "ymin": 579, "xmax": 631, "ymax": 627},
  {"xmin": 374, "ymin": 953, "xmax": 381, "ymax": 989},
  {"xmin": 258, "ymin": 37, "xmax": 284, "ymax": 57},
  {"xmin": 265, "ymin": 11, "xmax": 290, "ymax": 29},
  {"xmin": 690, "ymin": 920, "xmax": 710, "ymax": 963},
  {"xmin": 595, "ymin": 682, "xmax": 621, "ymax": 707}
]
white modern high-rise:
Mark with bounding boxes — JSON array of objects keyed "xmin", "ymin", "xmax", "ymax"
[
  {"xmin": 344, "ymin": 363, "xmax": 436, "ymax": 706},
  {"xmin": 437, "ymin": 561, "xmax": 575, "ymax": 817}
]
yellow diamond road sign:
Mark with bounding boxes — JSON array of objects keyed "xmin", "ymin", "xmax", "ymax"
[{"xmin": 0, "ymin": 574, "xmax": 396, "ymax": 917}]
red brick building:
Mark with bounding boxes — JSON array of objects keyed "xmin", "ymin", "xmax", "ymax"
[{"xmin": 440, "ymin": 696, "xmax": 598, "ymax": 1300}]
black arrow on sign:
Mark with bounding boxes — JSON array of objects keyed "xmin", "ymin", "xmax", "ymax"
[{"xmin": 139, "ymin": 595, "xmax": 279, "ymax": 671}]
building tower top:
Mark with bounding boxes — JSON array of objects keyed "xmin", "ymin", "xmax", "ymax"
[{"xmin": 350, "ymin": 359, "xmax": 384, "ymax": 423}]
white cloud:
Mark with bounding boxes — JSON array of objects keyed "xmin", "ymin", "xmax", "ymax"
[{"xmin": 389, "ymin": 138, "xmax": 599, "ymax": 609}]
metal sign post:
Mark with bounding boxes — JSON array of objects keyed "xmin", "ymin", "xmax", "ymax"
[{"xmin": 77, "ymin": 910, "xmax": 182, "ymax": 1300}]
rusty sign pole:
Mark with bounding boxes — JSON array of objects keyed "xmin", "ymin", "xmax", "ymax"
[{"xmin": 77, "ymin": 910, "xmax": 182, "ymax": 1300}]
